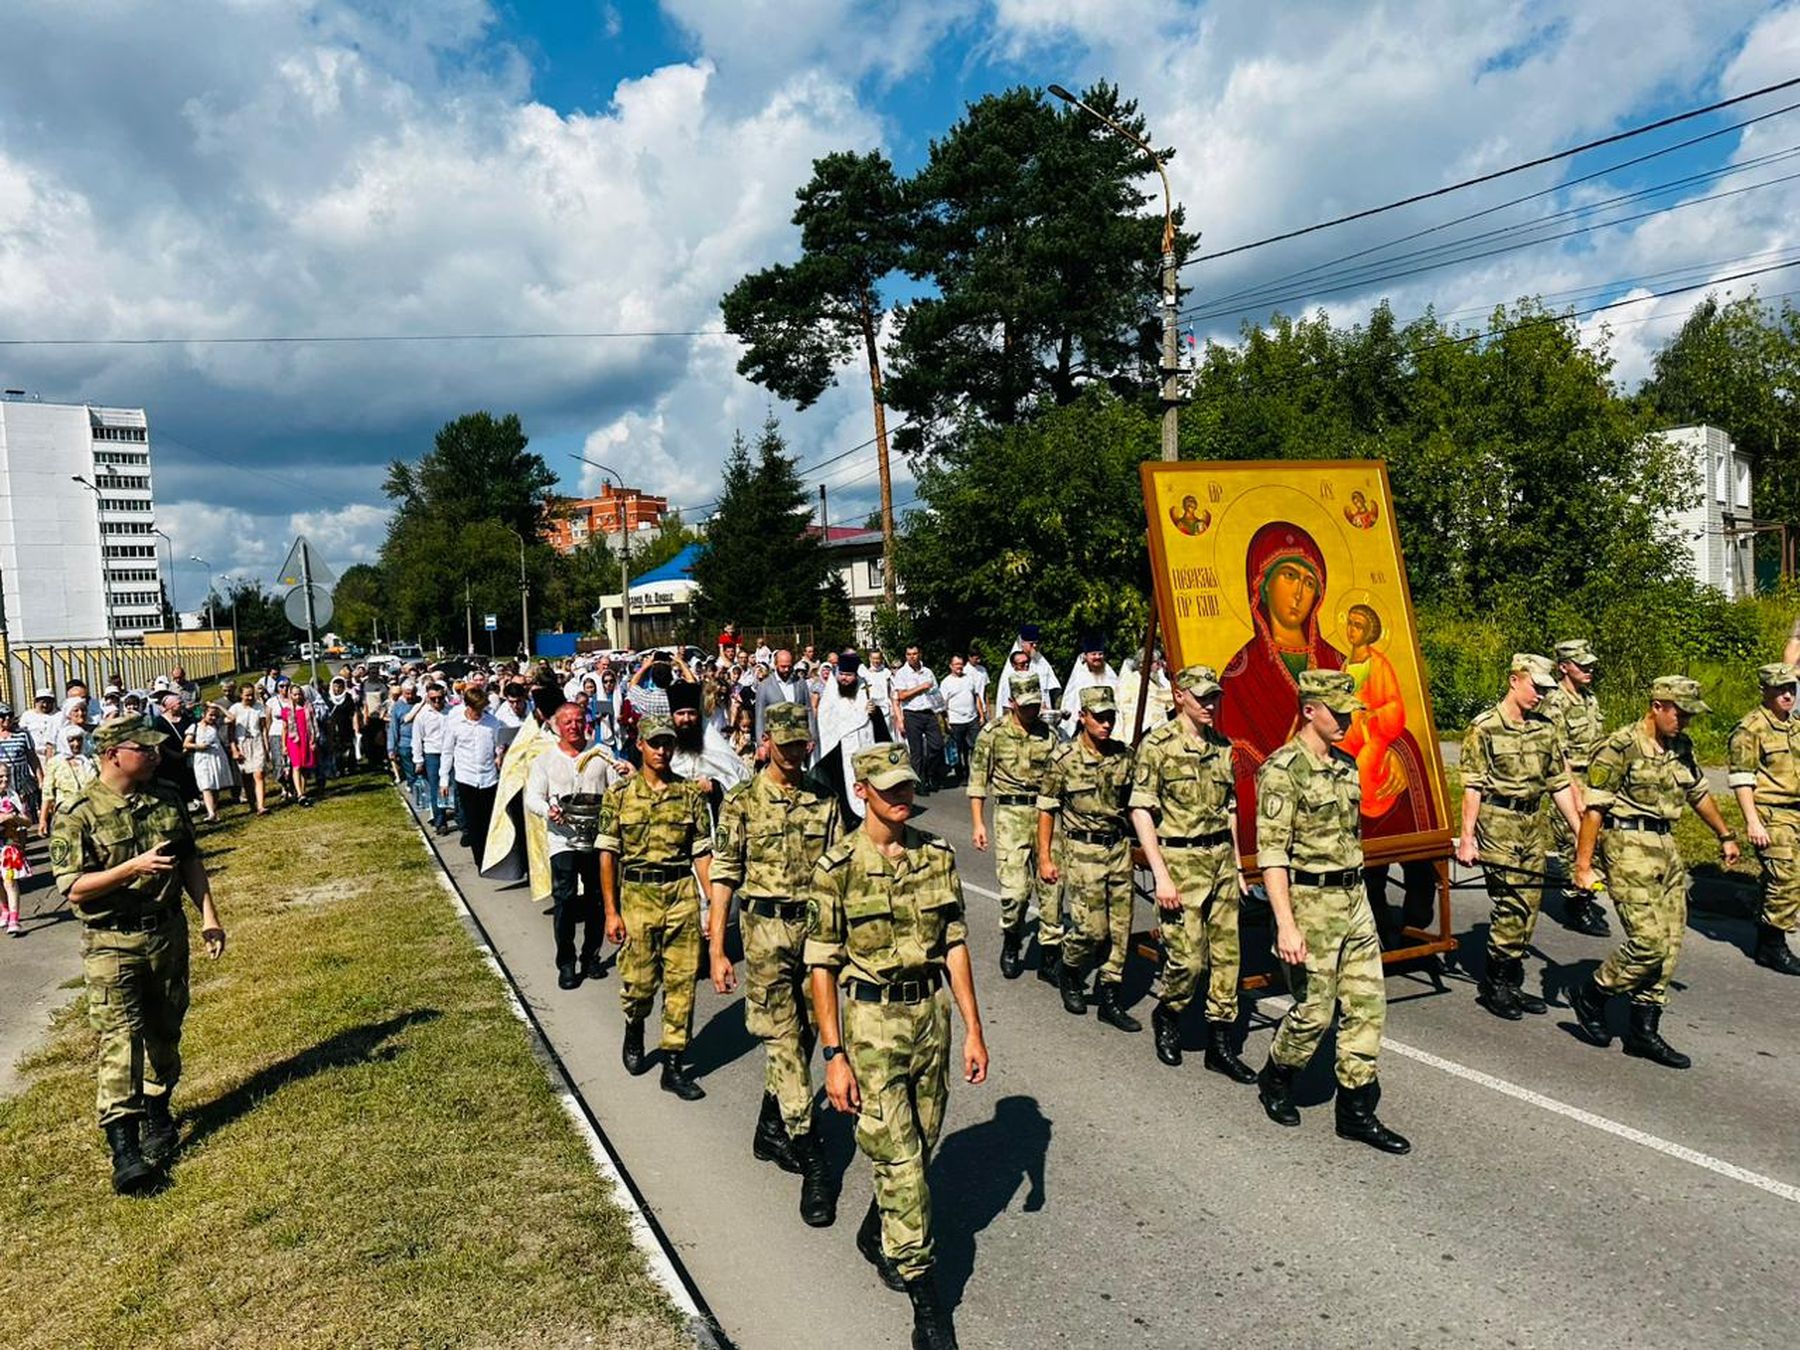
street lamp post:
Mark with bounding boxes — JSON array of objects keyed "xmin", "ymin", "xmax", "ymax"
[
  {"xmin": 572, "ymin": 457, "xmax": 633, "ymax": 650},
  {"xmin": 151, "ymin": 527, "xmax": 176, "ymax": 631},
  {"xmin": 1047, "ymin": 84, "xmax": 1183, "ymax": 462},
  {"xmin": 189, "ymin": 555, "xmax": 216, "ymax": 631},
  {"xmin": 70, "ymin": 476, "xmax": 119, "ymax": 649},
  {"xmin": 503, "ymin": 526, "xmax": 530, "ymax": 661}
]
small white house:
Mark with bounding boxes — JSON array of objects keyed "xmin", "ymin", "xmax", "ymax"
[{"xmin": 1661, "ymin": 424, "xmax": 1754, "ymax": 599}]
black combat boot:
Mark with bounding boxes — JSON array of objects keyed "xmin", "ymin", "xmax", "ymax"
[
  {"xmin": 1622, "ymin": 1003, "xmax": 1690, "ymax": 1069},
  {"xmin": 557, "ymin": 961, "xmax": 580, "ymax": 991},
  {"xmin": 1567, "ymin": 974, "xmax": 1613, "ymax": 1044},
  {"xmin": 140, "ymin": 1096, "xmax": 178, "ymax": 1169},
  {"xmin": 1477, "ymin": 952, "xmax": 1524, "ymax": 1020},
  {"xmin": 1257, "ymin": 1057, "xmax": 1301, "ymax": 1127},
  {"xmin": 857, "ymin": 1198, "xmax": 906, "ymax": 1292},
  {"xmin": 621, "ymin": 1018, "xmax": 648, "ymax": 1075},
  {"xmin": 1754, "ymin": 923, "xmax": 1800, "ymax": 975},
  {"xmin": 789, "ymin": 1129, "xmax": 836, "ymax": 1228},
  {"xmin": 1151, "ymin": 1001, "xmax": 1182, "ymax": 1067},
  {"xmin": 581, "ymin": 946, "xmax": 607, "ymax": 981},
  {"xmin": 660, "ymin": 1054, "xmax": 706, "ymax": 1100},
  {"xmin": 1057, "ymin": 959, "xmax": 1087, "ymax": 1016},
  {"xmin": 1564, "ymin": 890, "xmax": 1610, "ymax": 936},
  {"xmin": 1094, "ymin": 983, "xmax": 1141, "ymax": 1033},
  {"xmin": 904, "ymin": 1271, "xmax": 959, "ymax": 1350},
  {"xmin": 1502, "ymin": 956, "xmax": 1548, "ymax": 1015},
  {"xmin": 1334, "ymin": 1079, "xmax": 1411, "ymax": 1154},
  {"xmin": 104, "ymin": 1120, "xmax": 157, "ymax": 1195},
  {"xmin": 1036, "ymin": 941, "xmax": 1061, "ymax": 987},
  {"xmin": 753, "ymin": 1092, "xmax": 800, "ymax": 1173},
  {"xmin": 1203, "ymin": 1021, "xmax": 1257, "ymax": 1084},
  {"xmin": 999, "ymin": 928, "xmax": 1024, "ymax": 980}
]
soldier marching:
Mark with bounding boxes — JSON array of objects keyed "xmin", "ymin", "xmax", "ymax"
[
  {"xmin": 1727, "ymin": 662, "xmax": 1800, "ymax": 975},
  {"xmin": 967, "ymin": 672, "xmax": 1059, "ymax": 983}
]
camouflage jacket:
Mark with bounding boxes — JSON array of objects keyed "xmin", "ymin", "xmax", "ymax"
[
  {"xmin": 967, "ymin": 715, "xmax": 1057, "ymax": 801},
  {"xmin": 1726, "ymin": 707, "xmax": 1800, "ymax": 809},
  {"xmin": 1255, "ymin": 739, "xmax": 1362, "ymax": 875},
  {"xmin": 712, "ymin": 771, "xmax": 843, "ymax": 898},
  {"xmin": 596, "ymin": 773, "xmax": 713, "ymax": 864},
  {"xmin": 1037, "ymin": 736, "xmax": 1133, "ymax": 836},
  {"xmin": 804, "ymin": 825, "xmax": 967, "ymax": 986},
  {"xmin": 1584, "ymin": 722, "xmax": 1709, "ymax": 825},
  {"xmin": 1462, "ymin": 703, "xmax": 1571, "ymax": 802},
  {"xmin": 1128, "ymin": 717, "xmax": 1235, "ymax": 838},
  {"xmin": 1539, "ymin": 685, "xmax": 1606, "ymax": 771},
  {"xmin": 51, "ymin": 777, "xmax": 195, "ymax": 925}
]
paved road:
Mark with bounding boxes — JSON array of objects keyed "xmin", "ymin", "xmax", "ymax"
[
  {"xmin": 421, "ymin": 777, "xmax": 1800, "ymax": 1350},
  {"xmin": 0, "ymin": 837, "xmax": 83, "ymax": 1097}
]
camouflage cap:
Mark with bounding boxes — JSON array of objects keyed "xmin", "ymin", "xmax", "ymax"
[
  {"xmin": 637, "ymin": 714, "xmax": 677, "ymax": 744},
  {"xmin": 1173, "ymin": 664, "xmax": 1222, "ymax": 697},
  {"xmin": 853, "ymin": 742, "xmax": 919, "ymax": 789},
  {"xmin": 765, "ymin": 701, "xmax": 811, "ymax": 744},
  {"xmin": 1079, "ymin": 685, "xmax": 1117, "ymax": 714},
  {"xmin": 1649, "ymin": 674, "xmax": 1711, "ymax": 715},
  {"xmin": 1511, "ymin": 653, "xmax": 1558, "ymax": 689},
  {"xmin": 1298, "ymin": 668, "xmax": 1363, "ymax": 714},
  {"xmin": 1554, "ymin": 638, "xmax": 1599, "ymax": 667},
  {"xmin": 1010, "ymin": 673, "xmax": 1044, "ymax": 705},
  {"xmin": 91, "ymin": 712, "xmax": 171, "ymax": 752},
  {"xmin": 1756, "ymin": 662, "xmax": 1800, "ymax": 690}
]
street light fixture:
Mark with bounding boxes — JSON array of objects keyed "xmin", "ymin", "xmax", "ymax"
[
  {"xmin": 189, "ymin": 555, "xmax": 216, "ymax": 631},
  {"xmin": 571, "ymin": 456, "xmax": 633, "ymax": 650},
  {"xmin": 151, "ymin": 527, "xmax": 176, "ymax": 631},
  {"xmin": 1046, "ymin": 83, "xmax": 1184, "ymax": 462},
  {"xmin": 70, "ymin": 475, "xmax": 119, "ymax": 648},
  {"xmin": 502, "ymin": 526, "xmax": 531, "ymax": 661}
]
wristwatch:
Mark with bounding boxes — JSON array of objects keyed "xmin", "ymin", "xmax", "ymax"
[{"xmin": 822, "ymin": 1044, "xmax": 844, "ymax": 1063}]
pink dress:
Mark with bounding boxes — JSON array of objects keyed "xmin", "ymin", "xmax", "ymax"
[{"xmin": 283, "ymin": 701, "xmax": 317, "ymax": 770}]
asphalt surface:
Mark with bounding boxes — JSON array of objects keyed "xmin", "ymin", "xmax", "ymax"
[
  {"xmin": 0, "ymin": 836, "xmax": 83, "ymax": 1098},
  {"xmin": 422, "ymin": 775, "xmax": 1800, "ymax": 1350}
]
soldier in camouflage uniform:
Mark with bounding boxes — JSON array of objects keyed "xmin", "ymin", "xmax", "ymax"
[
  {"xmin": 967, "ymin": 672, "xmax": 1059, "ymax": 983},
  {"xmin": 1129, "ymin": 665, "xmax": 1256, "ymax": 1083},
  {"xmin": 599, "ymin": 714, "xmax": 714, "ymax": 1101},
  {"xmin": 808, "ymin": 743, "xmax": 988, "ymax": 1350},
  {"xmin": 51, "ymin": 713, "xmax": 227, "ymax": 1194},
  {"xmin": 1458, "ymin": 654, "xmax": 1585, "ymax": 1021},
  {"xmin": 1727, "ymin": 663, "xmax": 1800, "ymax": 975},
  {"xmin": 1255, "ymin": 671, "xmax": 1409, "ymax": 1154},
  {"xmin": 1569, "ymin": 677, "xmax": 1741, "ymax": 1068},
  {"xmin": 709, "ymin": 702, "xmax": 844, "ymax": 1226},
  {"xmin": 1037, "ymin": 685, "xmax": 1139, "ymax": 1033},
  {"xmin": 1540, "ymin": 638, "xmax": 1611, "ymax": 935}
]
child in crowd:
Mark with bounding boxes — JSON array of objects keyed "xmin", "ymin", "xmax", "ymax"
[{"xmin": 0, "ymin": 768, "xmax": 31, "ymax": 935}]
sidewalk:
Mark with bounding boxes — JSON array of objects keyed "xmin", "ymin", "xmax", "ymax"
[{"xmin": 0, "ymin": 841, "xmax": 83, "ymax": 1097}]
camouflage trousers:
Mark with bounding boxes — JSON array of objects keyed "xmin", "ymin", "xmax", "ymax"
[
  {"xmin": 993, "ymin": 803, "xmax": 1051, "ymax": 941},
  {"xmin": 1479, "ymin": 803, "xmax": 1550, "ymax": 960},
  {"xmin": 1269, "ymin": 883, "xmax": 1385, "ymax": 1089},
  {"xmin": 1158, "ymin": 841, "xmax": 1242, "ymax": 1022},
  {"xmin": 1548, "ymin": 771, "xmax": 1606, "ymax": 895},
  {"xmin": 618, "ymin": 877, "xmax": 700, "ymax": 1051},
  {"xmin": 1757, "ymin": 806, "xmax": 1800, "ymax": 932},
  {"xmin": 1594, "ymin": 829, "xmax": 1686, "ymax": 1007},
  {"xmin": 1058, "ymin": 836, "xmax": 1133, "ymax": 986},
  {"xmin": 82, "ymin": 908, "xmax": 190, "ymax": 1126},
  {"xmin": 742, "ymin": 905, "xmax": 816, "ymax": 1138},
  {"xmin": 844, "ymin": 988, "xmax": 951, "ymax": 1282}
]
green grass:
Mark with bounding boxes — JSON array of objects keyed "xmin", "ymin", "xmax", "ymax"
[{"xmin": 0, "ymin": 785, "xmax": 685, "ymax": 1350}]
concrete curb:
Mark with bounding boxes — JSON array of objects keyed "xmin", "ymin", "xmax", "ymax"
[{"xmin": 397, "ymin": 793, "xmax": 731, "ymax": 1350}]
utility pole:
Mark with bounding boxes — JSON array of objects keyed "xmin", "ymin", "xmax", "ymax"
[
  {"xmin": 819, "ymin": 483, "xmax": 828, "ymax": 531},
  {"xmin": 301, "ymin": 545, "xmax": 319, "ymax": 682},
  {"xmin": 1048, "ymin": 84, "xmax": 1184, "ymax": 461},
  {"xmin": 506, "ymin": 526, "xmax": 530, "ymax": 660},
  {"xmin": 464, "ymin": 578, "xmax": 474, "ymax": 655},
  {"xmin": 572, "ymin": 457, "xmax": 633, "ymax": 650}
]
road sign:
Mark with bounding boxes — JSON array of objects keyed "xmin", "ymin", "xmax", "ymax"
[
  {"xmin": 484, "ymin": 613, "xmax": 498, "ymax": 631},
  {"xmin": 276, "ymin": 535, "xmax": 336, "ymax": 589},
  {"xmin": 284, "ymin": 584, "xmax": 335, "ymax": 630}
]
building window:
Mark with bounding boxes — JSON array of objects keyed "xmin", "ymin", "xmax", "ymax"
[
  {"xmin": 92, "ymin": 425, "xmax": 148, "ymax": 443},
  {"xmin": 99, "ymin": 498, "xmax": 151, "ymax": 512},
  {"xmin": 94, "ymin": 475, "xmax": 150, "ymax": 491},
  {"xmin": 865, "ymin": 557, "xmax": 885, "ymax": 591},
  {"xmin": 103, "ymin": 544, "xmax": 157, "ymax": 559},
  {"xmin": 93, "ymin": 450, "xmax": 149, "ymax": 466}
]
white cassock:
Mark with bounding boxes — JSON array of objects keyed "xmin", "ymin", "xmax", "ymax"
[
  {"xmin": 994, "ymin": 647, "xmax": 1062, "ymax": 713},
  {"xmin": 1116, "ymin": 659, "xmax": 1173, "ymax": 744},
  {"xmin": 671, "ymin": 724, "xmax": 751, "ymax": 803},
  {"xmin": 815, "ymin": 681, "xmax": 876, "ymax": 819},
  {"xmin": 1058, "ymin": 659, "xmax": 1119, "ymax": 736}
]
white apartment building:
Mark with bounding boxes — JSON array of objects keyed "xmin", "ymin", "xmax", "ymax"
[
  {"xmin": 1661, "ymin": 423, "xmax": 1754, "ymax": 600},
  {"xmin": 0, "ymin": 395, "xmax": 163, "ymax": 643}
]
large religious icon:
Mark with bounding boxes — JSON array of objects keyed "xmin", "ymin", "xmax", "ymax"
[{"xmin": 1140, "ymin": 461, "xmax": 1452, "ymax": 867}]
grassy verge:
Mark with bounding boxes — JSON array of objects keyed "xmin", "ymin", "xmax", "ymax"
[{"xmin": 0, "ymin": 783, "xmax": 685, "ymax": 1350}]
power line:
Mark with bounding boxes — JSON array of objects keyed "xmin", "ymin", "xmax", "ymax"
[
  {"xmin": 0, "ymin": 328, "xmax": 724, "ymax": 347},
  {"xmin": 1185, "ymin": 73, "xmax": 1800, "ymax": 266}
]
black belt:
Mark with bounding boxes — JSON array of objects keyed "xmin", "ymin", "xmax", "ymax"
[
  {"xmin": 846, "ymin": 972, "xmax": 942, "ymax": 1004},
  {"xmin": 621, "ymin": 862, "xmax": 694, "ymax": 883},
  {"xmin": 1066, "ymin": 828, "xmax": 1124, "ymax": 847},
  {"xmin": 995, "ymin": 794, "xmax": 1037, "ymax": 807},
  {"xmin": 1483, "ymin": 793, "xmax": 1542, "ymax": 814},
  {"xmin": 85, "ymin": 907, "xmax": 177, "ymax": 933},
  {"xmin": 748, "ymin": 897, "xmax": 807, "ymax": 922},
  {"xmin": 1291, "ymin": 868, "xmax": 1362, "ymax": 889},
  {"xmin": 1766, "ymin": 802, "xmax": 1800, "ymax": 815},
  {"xmin": 1605, "ymin": 816, "xmax": 1672, "ymax": 835},
  {"xmin": 1160, "ymin": 830, "xmax": 1232, "ymax": 849}
]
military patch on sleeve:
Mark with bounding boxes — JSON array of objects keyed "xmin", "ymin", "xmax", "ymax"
[
  {"xmin": 49, "ymin": 837, "xmax": 72, "ymax": 870},
  {"xmin": 1133, "ymin": 762, "xmax": 1152, "ymax": 787},
  {"xmin": 1261, "ymin": 790, "xmax": 1286, "ymax": 819},
  {"xmin": 806, "ymin": 898, "xmax": 820, "ymax": 933},
  {"xmin": 1586, "ymin": 757, "xmax": 1617, "ymax": 791}
]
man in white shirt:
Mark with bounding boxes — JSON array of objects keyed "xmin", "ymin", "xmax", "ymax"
[
  {"xmin": 892, "ymin": 645, "xmax": 945, "ymax": 791},
  {"xmin": 525, "ymin": 701, "xmax": 615, "ymax": 990},
  {"xmin": 814, "ymin": 650, "xmax": 877, "ymax": 819},
  {"xmin": 410, "ymin": 683, "xmax": 454, "ymax": 833},
  {"xmin": 1059, "ymin": 634, "xmax": 1118, "ymax": 737},
  {"xmin": 939, "ymin": 654, "xmax": 985, "ymax": 786},
  {"xmin": 995, "ymin": 623, "xmax": 1061, "ymax": 710},
  {"xmin": 493, "ymin": 681, "xmax": 532, "ymax": 752},
  {"xmin": 862, "ymin": 648, "xmax": 894, "ymax": 740},
  {"xmin": 965, "ymin": 648, "xmax": 992, "ymax": 725},
  {"xmin": 21, "ymin": 690, "xmax": 58, "ymax": 757},
  {"xmin": 440, "ymin": 685, "xmax": 504, "ymax": 862}
]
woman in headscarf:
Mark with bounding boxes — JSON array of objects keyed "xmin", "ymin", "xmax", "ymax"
[{"xmin": 38, "ymin": 723, "xmax": 97, "ymax": 836}]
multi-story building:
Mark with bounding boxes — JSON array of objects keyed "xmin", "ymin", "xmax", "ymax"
[
  {"xmin": 0, "ymin": 395, "xmax": 163, "ymax": 643},
  {"xmin": 1661, "ymin": 424, "xmax": 1755, "ymax": 599},
  {"xmin": 543, "ymin": 483, "xmax": 668, "ymax": 554},
  {"xmin": 819, "ymin": 526, "xmax": 902, "ymax": 644}
]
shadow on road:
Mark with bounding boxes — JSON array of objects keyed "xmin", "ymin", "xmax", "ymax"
[
  {"xmin": 688, "ymin": 998, "xmax": 757, "ymax": 1079},
  {"xmin": 931, "ymin": 1094, "xmax": 1051, "ymax": 1307}
]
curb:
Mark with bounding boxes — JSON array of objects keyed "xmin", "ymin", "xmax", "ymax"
[{"xmin": 397, "ymin": 791, "xmax": 731, "ymax": 1350}]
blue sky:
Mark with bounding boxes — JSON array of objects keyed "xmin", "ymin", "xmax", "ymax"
[{"xmin": 1, "ymin": 1, "xmax": 1796, "ymax": 612}]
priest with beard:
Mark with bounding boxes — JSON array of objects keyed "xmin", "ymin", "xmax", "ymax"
[
  {"xmin": 814, "ymin": 649, "xmax": 877, "ymax": 821},
  {"xmin": 668, "ymin": 680, "xmax": 749, "ymax": 820}
]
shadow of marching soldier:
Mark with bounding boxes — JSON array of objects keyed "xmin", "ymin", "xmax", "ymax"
[{"xmin": 928, "ymin": 1094, "xmax": 1051, "ymax": 1307}]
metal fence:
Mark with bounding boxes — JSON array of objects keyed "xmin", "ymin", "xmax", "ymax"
[{"xmin": 0, "ymin": 640, "xmax": 238, "ymax": 710}]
